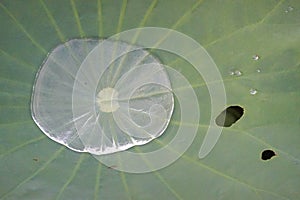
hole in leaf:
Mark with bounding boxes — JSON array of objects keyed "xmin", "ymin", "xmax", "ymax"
[
  {"xmin": 215, "ymin": 105, "xmax": 244, "ymax": 127},
  {"xmin": 261, "ymin": 149, "xmax": 276, "ymax": 160}
]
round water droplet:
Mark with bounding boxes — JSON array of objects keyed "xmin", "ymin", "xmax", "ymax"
[
  {"xmin": 31, "ymin": 39, "xmax": 174, "ymax": 155},
  {"xmin": 252, "ymin": 55, "xmax": 260, "ymax": 61},
  {"xmin": 229, "ymin": 69, "xmax": 242, "ymax": 77},
  {"xmin": 234, "ymin": 70, "xmax": 242, "ymax": 76},
  {"xmin": 249, "ymin": 88, "xmax": 258, "ymax": 95},
  {"xmin": 288, "ymin": 6, "xmax": 294, "ymax": 11},
  {"xmin": 285, "ymin": 6, "xmax": 294, "ymax": 13},
  {"xmin": 229, "ymin": 70, "xmax": 235, "ymax": 76}
]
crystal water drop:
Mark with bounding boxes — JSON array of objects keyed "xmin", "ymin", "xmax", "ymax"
[
  {"xmin": 229, "ymin": 70, "xmax": 235, "ymax": 76},
  {"xmin": 31, "ymin": 39, "xmax": 174, "ymax": 155},
  {"xmin": 229, "ymin": 69, "xmax": 242, "ymax": 77},
  {"xmin": 252, "ymin": 55, "xmax": 260, "ymax": 61},
  {"xmin": 250, "ymin": 88, "xmax": 258, "ymax": 95},
  {"xmin": 285, "ymin": 6, "xmax": 294, "ymax": 13},
  {"xmin": 234, "ymin": 70, "xmax": 242, "ymax": 76}
]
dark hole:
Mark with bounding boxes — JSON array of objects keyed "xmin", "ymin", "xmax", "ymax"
[
  {"xmin": 215, "ymin": 105, "xmax": 244, "ymax": 127},
  {"xmin": 261, "ymin": 149, "xmax": 276, "ymax": 160}
]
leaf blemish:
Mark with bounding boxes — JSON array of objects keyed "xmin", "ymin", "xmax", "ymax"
[
  {"xmin": 261, "ymin": 149, "xmax": 277, "ymax": 161},
  {"xmin": 215, "ymin": 105, "xmax": 244, "ymax": 127}
]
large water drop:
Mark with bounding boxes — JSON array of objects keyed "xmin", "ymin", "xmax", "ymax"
[{"xmin": 31, "ymin": 39, "xmax": 174, "ymax": 155}]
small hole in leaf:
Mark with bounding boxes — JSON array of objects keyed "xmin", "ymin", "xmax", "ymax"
[
  {"xmin": 215, "ymin": 105, "xmax": 244, "ymax": 127},
  {"xmin": 261, "ymin": 149, "xmax": 276, "ymax": 160}
]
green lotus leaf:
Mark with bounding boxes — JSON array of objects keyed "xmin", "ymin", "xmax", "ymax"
[{"xmin": 0, "ymin": 0, "xmax": 299, "ymax": 199}]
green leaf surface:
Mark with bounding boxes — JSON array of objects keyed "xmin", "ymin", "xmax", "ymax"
[{"xmin": 1, "ymin": 0, "xmax": 300, "ymax": 199}]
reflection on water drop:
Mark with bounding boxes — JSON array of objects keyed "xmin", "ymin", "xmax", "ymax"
[
  {"xmin": 256, "ymin": 69, "xmax": 261, "ymax": 73},
  {"xmin": 96, "ymin": 87, "xmax": 120, "ymax": 113},
  {"xmin": 250, "ymin": 88, "xmax": 258, "ymax": 95},
  {"xmin": 252, "ymin": 55, "xmax": 260, "ymax": 61}
]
